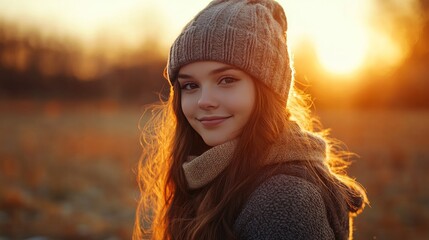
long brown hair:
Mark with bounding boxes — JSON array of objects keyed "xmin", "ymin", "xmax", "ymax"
[{"xmin": 134, "ymin": 75, "xmax": 368, "ymax": 239}]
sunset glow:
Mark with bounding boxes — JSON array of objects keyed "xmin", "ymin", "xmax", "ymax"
[
  {"xmin": 0, "ymin": 0, "xmax": 146, "ymax": 47},
  {"xmin": 281, "ymin": 0, "xmax": 422, "ymax": 77},
  {"xmin": 282, "ymin": 0, "xmax": 370, "ymax": 75},
  {"xmin": 0, "ymin": 0, "xmax": 423, "ymax": 78}
]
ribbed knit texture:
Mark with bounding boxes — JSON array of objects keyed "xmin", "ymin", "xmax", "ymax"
[
  {"xmin": 167, "ymin": 0, "xmax": 292, "ymax": 102},
  {"xmin": 182, "ymin": 122, "xmax": 326, "ymax": 189}
]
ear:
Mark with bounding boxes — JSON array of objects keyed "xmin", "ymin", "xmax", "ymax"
[{"xmin": 163, "ymin": 66, "xmax": 169, "ymax": 80}]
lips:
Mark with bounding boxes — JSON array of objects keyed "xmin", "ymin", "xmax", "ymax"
[{"xmin": 197, "ymin": 116, "xmax": 231, "ymax": 127}]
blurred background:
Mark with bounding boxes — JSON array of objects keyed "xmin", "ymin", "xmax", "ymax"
[{"xmin": 0, "ymin": 0, "xmax": 428, "ymax": 239}]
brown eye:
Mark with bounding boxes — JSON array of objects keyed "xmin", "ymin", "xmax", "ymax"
[
  {"xmin": 219, "ymin": 77, "xmax": 237, "ymax": 85},
  {"xmin": 181, "ymin": 82, "xmax": 199, "ymax": 90}
]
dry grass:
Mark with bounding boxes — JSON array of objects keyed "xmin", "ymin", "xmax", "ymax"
[
  {"xmin": 319, "ymin": 109, "xmax": 429, "ymax": 240},
  {"xmin": 0, "ymin": 100, "xmax": 142, "ymax": 239}
]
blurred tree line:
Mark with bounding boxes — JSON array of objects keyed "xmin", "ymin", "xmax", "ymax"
[
  {"xmin": 0, "ymin": 2, "xmax": 428, "ymax": 109},
  {"xmin": 0, "ymin": 20, "xmax": 168, "ymax": 105}
]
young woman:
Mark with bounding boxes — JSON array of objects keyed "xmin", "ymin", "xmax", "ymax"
[{"xmin": 134, "ymin": 0, "xmax": 367, "ymax": 239}]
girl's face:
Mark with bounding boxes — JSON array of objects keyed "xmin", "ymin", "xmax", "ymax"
[{"xmin": 178, "ymin": 61, "xmax": 256, "ymax": 146}]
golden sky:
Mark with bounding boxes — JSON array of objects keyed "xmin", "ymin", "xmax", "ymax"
[{"xmin": 0, "ymin": 0, "xmax": 424, "ymax": 77}]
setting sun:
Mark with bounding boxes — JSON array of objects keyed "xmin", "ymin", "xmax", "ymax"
[
  {"xmin": 302, "ymin": 0, "xmax": 369, "ymax": 74},
  {"xmin": 315, "ymin": 35, "xmax": 367, "ymax": 75},
  {"xmin": 283, "ymin": 0, "xmax": 370, "ymax": 75}
]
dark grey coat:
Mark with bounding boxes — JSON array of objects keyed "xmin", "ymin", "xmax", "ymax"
[{"xmin": 234, "ymin": 174, "xmax": 337, "ymax": 239}]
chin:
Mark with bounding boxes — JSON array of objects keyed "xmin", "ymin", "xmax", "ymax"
[
  {"xmin": 203, "ymin": 139, "xmax": 225, "ymax": 147},
  {"xmin": 202, "ymin": 136, "xmax": 229, "ymax": 147}
]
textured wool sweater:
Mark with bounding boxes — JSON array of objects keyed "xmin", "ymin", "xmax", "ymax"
[
  {"xmin": 234, "ymin": 174, "xmax": 335, "ymax": 239},
  {"xmin": 182, "ymin": 122, "xmax": 363, "ymax": 239}
]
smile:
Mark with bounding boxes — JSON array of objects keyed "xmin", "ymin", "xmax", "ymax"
[{"xmin": 197, "ymin": 116, "xmax": 232, "ymax": 127}]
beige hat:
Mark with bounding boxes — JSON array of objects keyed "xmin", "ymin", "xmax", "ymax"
[{"xmin": 167, "ymin": 0, "xmax": 293, "ymax": 101}]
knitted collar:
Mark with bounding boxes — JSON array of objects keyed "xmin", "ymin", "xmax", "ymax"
[{"xmin": 182, "ymin": 123, "xmax": 327, "ymax": 189}]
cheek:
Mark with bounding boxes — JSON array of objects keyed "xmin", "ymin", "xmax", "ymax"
[
  {"xmin": 241, "ymin": 98, "xmax": 255, "ymax": 117},
  {"xmin": 227, "ymin": 86, "xmax": 255, "ymax": 116},
  {"xmin": 181, "ymin": 95, "xmax": 195, "ymax": 120},
  {"xmin": 228, "ymin": 96, "xmax": 250, "ymax": 110}
]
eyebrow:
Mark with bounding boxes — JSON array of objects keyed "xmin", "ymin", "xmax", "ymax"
[{"xmin": 177, "ymin": 66, "xmax": 237, "ymax": 80}]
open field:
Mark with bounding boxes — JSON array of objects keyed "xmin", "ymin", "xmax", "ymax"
[
  {"xmin": 0, "ymin": 100, "xmax": 428, "ymax": 239},
  {"xmin": 319, "ymin": 109, "xmax": 429, "ymax": 239}
]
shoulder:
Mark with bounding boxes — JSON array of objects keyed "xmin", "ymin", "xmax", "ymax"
[
  {"xmin": 238, "ymin": 175, "xmax": 324, "ymax": 220},
  {"xmin": 234, "ymin": 174, "xmax": 335, "ymax": 240}
]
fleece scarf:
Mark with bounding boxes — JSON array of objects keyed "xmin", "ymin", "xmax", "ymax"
[{"xmin": 182, "ymin": 122, "xmax": 327, "ymax": 190}]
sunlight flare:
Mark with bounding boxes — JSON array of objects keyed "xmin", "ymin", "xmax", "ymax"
[
  {"xmin": 282, "ymin": 0, "xmax": 422, "ymax": 76},
  {"xmin": 315, "ymin": 26, "xmax": 368, "ymax": 75},
  {"xmin": 283, "ymin": 0, "xmax": 370, "ymax": 75}
]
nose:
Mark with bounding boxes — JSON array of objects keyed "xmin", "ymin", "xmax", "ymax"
[{"xmin": 198, "ymin": 87, "xmax": 218, "ymax": 110}]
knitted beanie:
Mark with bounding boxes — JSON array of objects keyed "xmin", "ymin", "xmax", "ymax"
[{"xmin": 167, "ymin": 0, "xmax": 293, "ymax": 101}]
